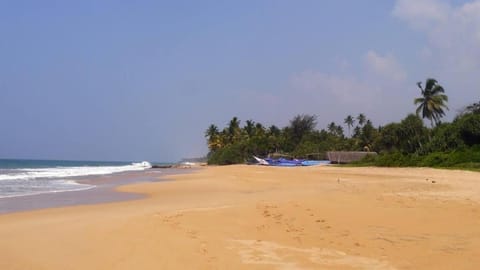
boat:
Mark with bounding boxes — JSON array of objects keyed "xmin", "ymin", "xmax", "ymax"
[
  {"xmin": 265, "ymin": 157, "xmax": 303, "ymax": 166},
  {"xmin": 253, "ymin": 156, "xmax": 270, "ymax": 165},
  {"xmin": 253, "ymin": 156, "xmax": 329, "ymax": 167}
]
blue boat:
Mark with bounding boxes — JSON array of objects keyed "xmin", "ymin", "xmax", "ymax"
[
  {"xmin": 253, "ymin": 156, "xmax": 329, "ymax": 167},
  {"xmin": 265, "ymin": 158, "xmax": 303, "ymax": 166},
  {"xmin": 300, "ymin": 160, "xmax": 330, "ymax": 166}
]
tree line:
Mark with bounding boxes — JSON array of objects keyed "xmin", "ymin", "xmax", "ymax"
[{"xmin": 205, "ymin": 79, "xmax": 480, "ymax": 168}]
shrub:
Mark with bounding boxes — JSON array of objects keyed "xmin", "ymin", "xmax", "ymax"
[
  {"xmin": 207, "ymin": 144, "xmax": 245, "ymax": 165},
  {"xmin": 456, "ymin": 114, "xmax": 480, "ymax": 146}
]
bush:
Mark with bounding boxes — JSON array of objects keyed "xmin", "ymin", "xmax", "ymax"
[
  {"xmin": 426, "ymin": 123, "xmax": 464, "ymax": 152},
  {"xmin": 419, "ymin": 152, "xmax": 449, "ymax": 167},
  {"xmin": 207, "ymin": 144, "xmax": 245, "ymax": 165},
  {"xmin": 354, "ymin": 145, "xmax": 480, "ymax": 170},
  {"xmin": 355, "ymin": 152, "xmax": 420, "ymax": 167},
  {"xmin": 456, "ymin": 114, "xmax": 480, "ymax": 146}
]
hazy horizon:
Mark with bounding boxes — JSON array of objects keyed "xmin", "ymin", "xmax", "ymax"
[{"xmin": 1, "ymin": 0, "xmax": 479, "ymax": 162}]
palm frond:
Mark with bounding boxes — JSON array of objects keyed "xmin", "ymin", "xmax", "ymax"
[
  {"xmin": 414, "ymin": 97, "xmax": 424, "ymax": 104},
  {"xmin": 425, "ymin": 78, "xmax": 437, "ymax": 91},
  {"xmin": 415, "ymin": 104, "xmax": 423, "ymax": 115},
  {"xmin": 431, "ymin": 85, "xmax": 445, "ymax": 94}
]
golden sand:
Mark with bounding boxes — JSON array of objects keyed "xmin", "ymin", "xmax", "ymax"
[{"xmin": 1, "ymin": 165, "xmax": 479, "ymax": 269}]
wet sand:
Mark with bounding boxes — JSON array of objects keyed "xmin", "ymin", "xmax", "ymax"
[
  {"xmin": 0, "ymin": 168, "xmax": 194, "ymax": 214},
  {"xmin": 1, "ymin": 165, "xmax": 480, "ymax": 269}
]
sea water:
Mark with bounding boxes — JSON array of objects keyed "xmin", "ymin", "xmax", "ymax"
[{"xmin": 0, "ymin": 159, "xmax": 151, "ymax": 198}]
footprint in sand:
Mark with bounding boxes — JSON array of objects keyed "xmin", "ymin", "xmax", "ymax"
[
  {"xmin": 186, "ymin": 229, "xmax": 198, "ymax": 239},
  {"xmin": 198, "ymin": 241, "xmax": 218, "ymax": 264},
  {"xmin": 200, "ymin": 245, "xmax": 208, "ymax": 255},
  {"xmin": 160, "ymin": 213, "xmax": 183, "ymax": 230},
  {"xmin": 256, "ymin": 224, "xmax": 268, "ymax": 231},
  {"xmin": 230, "ymin": 239, "xmax": 396, "ymax": 270}
]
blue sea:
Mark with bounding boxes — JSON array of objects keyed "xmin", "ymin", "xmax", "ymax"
[{"xmin": 0, "ymin": 159, "xmax": 152, "ymax": 198}]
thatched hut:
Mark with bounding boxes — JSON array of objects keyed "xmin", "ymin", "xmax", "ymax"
[{"xmin": 327, "ymin": 151, "xmax": 377, "ymax": 164}]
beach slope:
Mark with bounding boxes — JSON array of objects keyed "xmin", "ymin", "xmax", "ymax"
[{"xmin": 1, "ymin": 165, "xmax": 480, "ymax": 269}]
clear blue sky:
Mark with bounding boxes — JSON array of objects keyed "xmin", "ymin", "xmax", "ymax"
[{"xmin": 1, "ymin": 0, "xmax": 478, "ymax": 162}]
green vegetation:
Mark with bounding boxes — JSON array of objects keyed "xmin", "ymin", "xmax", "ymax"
[
  {"xmin": 414, "ymin": 78, "xmax": 449, "ymax": 127},
  {"xmin": 352, "ymin": 146, "xmax": 480, "ymax": 171},
  {"xmin": 205, "ymin": 78, "xmax": 480, "ymax": 169}
]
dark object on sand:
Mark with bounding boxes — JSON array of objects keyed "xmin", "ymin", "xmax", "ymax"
[{"xmin": 151, "ymin": 164, "xmax": 173, "ymax": 169}]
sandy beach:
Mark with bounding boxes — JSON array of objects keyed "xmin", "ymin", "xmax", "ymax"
[{"xmin": 1, "ymin": 165, "xmax": 479, "ymax": 269}]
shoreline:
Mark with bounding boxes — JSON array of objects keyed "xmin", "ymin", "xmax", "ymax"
[
  {"xmin": 1, "ymin": 165, "xmax": 479, "ymax": 269},
  {"xmin": 0, "ymin": 167, "xmax": 197, "ymax": 214}
]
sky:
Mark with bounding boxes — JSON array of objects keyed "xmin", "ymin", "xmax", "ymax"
[{"xmin": 0, "ymin": 0, "xmax": 479, "ymax": 162}]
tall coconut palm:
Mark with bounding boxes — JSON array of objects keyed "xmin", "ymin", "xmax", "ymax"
[
  {"xmin": 344, "ymin": 115, "xmax": 355, "ymax": 137},
  {"xmin": 357, "ymin": 113, "xmax": 366, "ymax": 127},
  {"xmin": 244, "ymin": 120, "xmax": 256, "ymax": 138},
  {"xmin": 335, "ymin": 125, "xmax": 344, "ymax": 138},
  {"xmin": 227, "ymin": 117, "xmax": 242, "ymax": 143},
  {"xmin": 254, "ymin": 123, "xmax": 265, "ymax": 137},
  {"xmin": 414, "ymin": 78, "xmax": 449, "ymax": 127},
  {"xmin": 327, "ymin": 122, "xmax": 337, "ymax": 135},
  {"xmin": 267, "ymin": 125, "xmax": 281, "ymax": 153},
  {"xmin": 205, "ymin": 124, "xmax": 221, "ymax": 151}
]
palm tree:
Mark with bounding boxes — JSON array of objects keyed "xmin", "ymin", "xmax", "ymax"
[
  {"xmin": 353, "ymin": 126, "xmax": 361, "ymax": 138},
  {"xmin": 244, "ymin": 120, "xmax": 256, "ymax": 138},
  {"xmin": 254, "ymin": 123, "xmax": 265, "ymax": 137},
  {"xmin": 335, "ymin": 125, "xmax": 344, "ymax": 138},
  {"xmin": 327, "ymin": 122, "xmax": 337, "ymax": 135},
  {"xmin": 357, "ymin": 113, "xmax": 366, "ymax": 127},
  {"xmin": 205, "ymin": 124, "xmax": 221, "ymax": 151},
  {"xmin": 344, "ymin": 115, "xmax": 355, "ymax": 137},
  {"xmin": 227, "ymin": 117, "xmax": 242, "ymax": 143},
  {"xmin": 267, "ymin": 125, "xmax": 281, "ymax": 153},
  {"xmin": 414, "ymin": 78, "xmax": 449, "ymax": 127}
]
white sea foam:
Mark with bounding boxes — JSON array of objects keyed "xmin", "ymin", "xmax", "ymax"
[
  {"xmin": 0, "ymin": 180, "xmax": 95, "ymax": 199},
  {"xmin": 0, "ymin": 161, "xmax": 152, "ymax": 199},
  {"xmin": 0, "ymin": 161, "xmax": 152, "ymax": 181}
]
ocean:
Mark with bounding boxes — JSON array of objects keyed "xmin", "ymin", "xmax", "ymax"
[{"xmin": 0, "ymin": 159, "xmax": 152, "ymax": 199}]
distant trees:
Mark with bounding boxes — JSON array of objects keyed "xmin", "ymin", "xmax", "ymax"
[
  {"xmin": 327, "ymin": 122, "xmax": 343, "ymax": 137},
  {"xmin": 358, "ymin": 120, "xmax": 378, "ymax": 152},
  {"xmin": 205, "ymin": 79, "xmax": 479, "ymax": 167},
  {"xmin": 459, "ymin": 100, "xmax": 480, "ymax": 116},
  {"xmin": 414, "ymin": 78, "xmax": 449, "ymax": 127},
  {"xmin": 206, "ymin": 114, "xmax": 366, "ymax": 164},
  {"xmin": 466, "ymin": 101, "xmax": 480, "ymax": 114},
  {"xmin": 288, "ymin": 114, "xmax": 317, "ymax": 146},
  {"xmin": 376, "ymin": 123, "xmax": 401, "ymax": 152}
]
